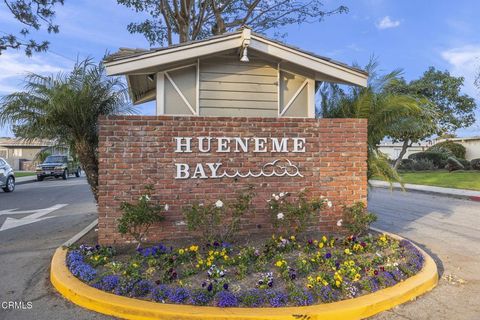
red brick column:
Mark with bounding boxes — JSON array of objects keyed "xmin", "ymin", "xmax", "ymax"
[{"xmin": 97, "ymin": 116, "xmax": 368, "ymax": 245}]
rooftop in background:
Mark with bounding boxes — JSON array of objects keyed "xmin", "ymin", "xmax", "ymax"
[{"xmin": 0, "ymin": 137, "xmax": 55, "ymax": 148}]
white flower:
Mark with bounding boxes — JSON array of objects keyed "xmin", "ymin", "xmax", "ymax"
[
  {"xmin": 336, "ymin": 219, "xmax": 343, "ymax": 227},
  {"xmin": 279, "ymin": 192, "xmax": 285, "ymax": 197},
  {"xmin": 272, "ymin": 193, "xmax": 276, "ymax": 198},
  {"xmin": 320, "ymin": 195, "xmax": 325, "ymax": 199},
  {"xmin": 199, "ymin": 203, "xmax": 204, "ymax": 207},
  {"xmin": 277, "ymin": 212, "xmax": 284, "ymax": 220},
  {"xmin": 327, "ymin": 201, "xmax": 333, "ymax": 208},
  {"xmin": 215, "ymin": 200, "xmax": 224, "ymax": 208},
  {"xmin": 274, "ymin": 195, "xmax": 280, "ymax": 201},
  {"xmin": 164, "ymin": 204, "xmax": 169, "ymax": 211}
]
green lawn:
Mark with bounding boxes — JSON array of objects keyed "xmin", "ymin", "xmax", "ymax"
[
  {"xmin": 15, "ymin": 171, "xmax": 36, "ymax": 178},
  {"xmin": 385, "ymin": 170, "xmax": 480, "ymax": 191}
]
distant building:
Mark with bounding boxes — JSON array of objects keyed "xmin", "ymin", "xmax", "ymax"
[
  {"xmin": 377, "ymin": 141, "xmax": 433, "ymax": 160},
  {"xmin": 0, "ymin": 138, "xmax": 55, "ymax": 170}
]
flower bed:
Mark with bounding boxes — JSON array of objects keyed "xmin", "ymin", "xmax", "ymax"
[{"xmin": 66, "ymin": 232, "xmax": 424, "ymax": 308}]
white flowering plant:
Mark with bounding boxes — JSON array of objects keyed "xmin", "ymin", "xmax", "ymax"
[
  {"xmin": 268, "ymin": 191, "xmax": 331, "ymax": 235},
  {"xmin": 183, "ymin": 187, "xmax": 254, "ymax": 243},
  {"xmin": 117, "ymin": 185, "xmax": 166, "ymax": 249}
]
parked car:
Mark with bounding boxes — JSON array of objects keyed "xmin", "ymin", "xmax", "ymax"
[
  {"xmin": 0, "ymin": 157, "xmax": 15, "ymax": 192},
  {"xmin": 35, "ymin": 155, "xmax": 81, "ymax": 181}
]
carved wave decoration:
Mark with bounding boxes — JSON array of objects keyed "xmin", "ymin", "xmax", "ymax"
[{"xmin": 219, "ymin": 159, "xmax": 303, "ymax": 178}]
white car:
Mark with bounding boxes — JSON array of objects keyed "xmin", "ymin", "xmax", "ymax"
[{"xmin": 0, "ymin": 157, "xmax": 15, "ymax": 192}]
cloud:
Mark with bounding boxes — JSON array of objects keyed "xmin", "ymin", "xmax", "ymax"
[
  {"xmin": 0, "ymin": 51, "xmax": 72, "ymax": 94},
  {"xmin": 376, "ymin": 16, "xmax": 401, "ymax": 30},
  {"xmin": 441, "ymin": 45, "xmax": 480, "ymax": 97}
]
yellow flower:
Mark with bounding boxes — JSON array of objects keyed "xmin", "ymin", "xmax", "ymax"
[
  {"xmin": 313, "ymin": 240, "xmax": 318, "ymax": 245},
  {"xmin": 223, "ymin": 255, "xmax": 229, "ymax": 261},
  {"xmin": 132, "ymin": 263, "xmax": 138, "ymax": 268},
  {"xmin": 354, "ymin": 274, "xmax": 361, "ymax": 281},
  {"xmin": 307, "ymin": 284, "xmax": 313, "ymax": 289},
  {"xmin": 206, "ymin": 261, "xmax": 212, "ymax": 267},
  {"xmin": 335, "ymin": 280, "xmax": 341, "ymax": 287},
  {"xmin": 319, "ymin": 242, "xmax": 324, "ymax": 249},
  {"xmin": 316, "ymin": 276, "xmax": 322, "ymax": 282},
  {"xmin": 208, "ymin": 250, "xmax": 214, "ymax": 256},
  {"xmin": 214, "ymin": 251, "xmax": 219, "ymax": 256},
  {"xmin": 275, "ymin": 260, "xmax": 283, "ymax": 267},
  {"xmin": 344, "ymin": 249, "xmax": 351, "ymax": 255},
  {"xmin": 195, "ymin": 264, "xmax": 200, "ymax": 268},
  {"xmin": 322, "ymin": 280, "xmax": 328, "ymax": 286},
  {"xmin": 302, "ymin": 259, "xmax": 307, "ymax": 264},
  {"xmin": 349, "ymin": 260, "xmax": 355, "ymax": 266},
  {"xmin": 322, "ymin": 235, "xmax": 327, "ymax": 242},
  {"xmin": 290, "ymin": 236, "xmax": 296, "ymax": 241},
  {"xmin": 189, "ymin": 245, "xmax": 199, "ymax": 252}
]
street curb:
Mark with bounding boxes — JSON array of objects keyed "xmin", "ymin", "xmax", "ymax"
[
  {"xmin": 50, "ymin": 230, "xmax": 438, "ymax": 320},
  {"xmin": 16, "ymin": 177, "xmax": 37, "ymax": 185},
  {"xmin": 63, "ymin": 219, "xmax": 98, "ymax": 247},
  {"xmin": 370, "ymin": 183, "xmax": 480, "ymax": 202}
]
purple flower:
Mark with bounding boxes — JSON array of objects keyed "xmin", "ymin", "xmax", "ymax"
[
  {"xmin": 319, "ymin": 285, "xmax": 340, "ymax": 303},
  {"xmin": 98, "ymin": 275, "xmax": 119, "ymax": 291},
  {"xmin": 325, "ymin": 252, "xmax": 332, "ymax": 259},
  {"xmin": 290, "ymin": 289, "xmax": 314, "ymax": 306},
  {"xmin": 168, "ymin": 287, "xmax": 190, "ymax": 304},
  {"xmin": 266, "ymin": 290, "xmax": 288, "ymax": 307},
  {"xmin": 223, "ymin": 283, "xmax": 229, "ymax": 291},
  {"xmin": 132, "ymin": 280, "xmax": 153, "ymax": 297},
  {"xmin": 114, "ymin": 280, "xmax": 135, "ymax": 296},
  {"xmin": 239, "ymin": 289, "xmax": 265, "ymax": 307},
  {"xmin": 189, "ymin": 289, "xmax": 212, "ymax": 306},
  {"xmin": 152, "ymin": 285, "xmax": 171, "ymax": 302},
  {"xmin": 216, "ymin": 291, "xmax": 238, "ymax": 307}
]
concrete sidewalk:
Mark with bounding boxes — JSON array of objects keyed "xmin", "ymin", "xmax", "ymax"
[
  {"xmin": 370, "ymin": 180, "xmax": 480, "ymax": 201},
  {"xmin": 15, "ymin": 175, "xmax": 38, "ymax": 185}
]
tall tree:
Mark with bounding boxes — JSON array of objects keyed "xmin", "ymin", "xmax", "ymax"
[
  {"xmin": 0, "ymin": 60, "xmax": 133, "ymax": 201},
  {"xmin": 386, "ymin": 67, "xmax": 477, "ymax": 134},
  {"xmin": 320, "ymin": 59, "xmax": 423, "ymax": 182},
  {"xmin": 1, "ymin": 0, "xmax": 64, "ymax": 56},
  {"xmin": 117, "ymin": 0, "xmax": 348, "ymax": 46}
]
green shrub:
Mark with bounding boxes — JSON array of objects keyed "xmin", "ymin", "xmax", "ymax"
[
  {"xmin": 428, "ymin": 141, "xmax": 466, "ymax": 159},
  {"xmin": 411, "ymin": 159, "xmax": 436, "ymax": 171},
  {"xmin": 398, "ymin": 159, "xmax": 414, "ymax": 170},
  {"xmin": 117, "ymin": 185, "xmax": 166, "ymax": 248},
  {"xmin": 445, "ymin": 157, "xmax": 464, "ymax": 172},
  {"xmin": 183, "ymin": 187, "xmax": 254, "ymax": 243},
  {"xmin": 408, "ymin": 151, "xmax": 448, "ymax": 169},
  {"xmin": 342, "ymin": 202, "xmax": 377, "ymax": 236},
  {"xmin": 268, "ymin": 191, "xmax": 328, "ymax": 235},
  {"xmin": 471, "ymin": 158, "xmax": 480, "ymax": 170},
  {"xmin": 457, "ymin": 158, "xmax": 470, "ymax": 170}
]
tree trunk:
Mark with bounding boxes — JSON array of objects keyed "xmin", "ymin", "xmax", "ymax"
[
  {"xmin": 75, "ymin": 140, "xmax": 99, "ymax": 203},
  {"xmin": 393, "ymin": 140, "xmax": 411, "ymax": 170}
]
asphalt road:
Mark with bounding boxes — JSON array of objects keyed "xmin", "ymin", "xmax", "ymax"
[
  {"xmin": 0, "ymin": 180, "xmax": 478, "ymax": 319},
  {"xmin": 0, "ymin": 176, "xmax": 109, "ymax": 320}
]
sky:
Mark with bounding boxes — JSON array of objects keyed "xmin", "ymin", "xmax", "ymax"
[{"xmin": 0, "ymin": 0, "xmax": 479, "ymax": 137}]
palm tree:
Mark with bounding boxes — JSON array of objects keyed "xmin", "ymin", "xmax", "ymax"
[
  {"xmin": 0, "ymin": 59, "xmax": 133, "ymax": 201},
  {"xmin": 320, "ymin": 59, "xmax": 423, "ymax": 182}
]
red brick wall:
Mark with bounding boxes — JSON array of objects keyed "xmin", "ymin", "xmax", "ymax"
[{"xmin": 98, "ymin": 116, "xmax": 368, "ymax": 245}]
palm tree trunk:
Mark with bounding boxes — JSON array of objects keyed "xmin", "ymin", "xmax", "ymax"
[{"xmin": 75, "ymin": 140, "xmax": 99, "ymax": 203}]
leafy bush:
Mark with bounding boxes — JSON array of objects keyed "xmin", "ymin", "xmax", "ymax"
[
  {"xmin": 397, "ymin": 158, "xmax": 414, "ymax": 170},
  {"xmin": 183, "ymin": 187, "xmax": 254, "ymax": 243},
  {"xmin": 428, "ymin": 141, "xmax": 466, "ymax": 159},
  {"xmin": 408, "ymin": 152, "xmax": 448, "ymax": 169},
  {"xmin": 445, "ymin": 157, "xmax": 464, "ymax": 172},
  {"xmin": 117, "ymin": 185, "xmax": 166, "ymax": 248},
  {"xmin": 457, "ymin": 158, "xmax": 470, "ymax": 170},
  {"xmin": 342, "ymin": 202, "xmax": 377, "ymax": 236},
  {"xmin": 268, "ymin": 191, "xmax": 330, "ymax": 235},
  {"xmin": 411, "ymin": 159, "xmax": 436, "ymax": 171},
  {"xmin": 471, "ymin": 158, "xmax": 480, "ymax": 170}
]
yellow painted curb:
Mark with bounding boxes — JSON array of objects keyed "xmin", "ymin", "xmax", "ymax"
[{"xmin": 51, "ymin": 234, "xmax": 438, "ymax": 320}]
